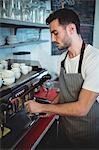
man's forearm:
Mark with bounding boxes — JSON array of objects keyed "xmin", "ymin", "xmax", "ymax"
[{"xmin": 42, "ymin": 101, "xmax": 85, "ymax": 117}]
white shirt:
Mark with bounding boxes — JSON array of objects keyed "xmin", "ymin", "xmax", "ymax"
[{"xmin": 58, "ymin": 44, "xmax": 99, "ymax": 102}]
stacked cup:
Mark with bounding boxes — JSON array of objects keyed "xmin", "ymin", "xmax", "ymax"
[
  {"xmin": 2, "ymin": 70, "xmax": 15, "ymax": 86},
  {"xmin": 0, "ymin": 78, "xmax": 3, "ymax": 87},
  {"xmin": 20, "ymin": 63, "xmax": 29, "ymax": 75},
  {"xmin": 0, "ymin": 72, "xmax": 3, "ymax": 87},
  {"xmin": 11, "ymin": 63, "xmax": 21, "ymax": 79}
]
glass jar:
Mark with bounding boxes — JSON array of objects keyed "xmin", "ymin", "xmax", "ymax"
[
  {"xmin": 21, "ymin": 0, "xmax": 31, "ymax": 21},
  {"xmin": 29, "ymin": 0, "xmax": 40, "ymax": 23},
  {"xmin": 38, "ymin": 1, "xmax": 46, "ymax": 24},
  {"xmin": 1, "ymin": 0, "xmax": 7, "ymax": 18}
]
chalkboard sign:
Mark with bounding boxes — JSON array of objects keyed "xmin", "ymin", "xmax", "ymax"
[{"xmin": 51, "ymin": 0, "xmax": 95, "ymax": 55}]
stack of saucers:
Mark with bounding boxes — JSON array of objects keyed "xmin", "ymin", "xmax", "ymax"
[{"xmin": 7, "ymin": 35, "xmax": 18, "ymax": 44}]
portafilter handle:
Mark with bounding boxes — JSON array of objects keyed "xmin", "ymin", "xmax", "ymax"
[{"xmin": 34, "ymin": 97, "xmax": 50, "ymax": 115}]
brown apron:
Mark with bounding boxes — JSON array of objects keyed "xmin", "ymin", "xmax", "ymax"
[{"xmin": 59, "ymin": 42, "xmax": 99, "ymax": 146}]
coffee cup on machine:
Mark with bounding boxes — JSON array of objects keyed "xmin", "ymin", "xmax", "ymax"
[
  {"xmin": 2, "ymin": 70, "xmax": 15, "ymax": 78},
  {"xmin": 0, "ymin": 78, "xmax": 3, "ymax": 87},
  {"xmin": 11, "ymin": 63, "xmax": 20, "ymax": 68},
  {"xmin": 28, "ymin": 66, "xmax": 32, "ymax": 72},
  {"xmin": 2, "ymin": 70, "xmax": 15, "ymax": 85},
  {"xmin": 0, "ymin": 64, "xmax": 3, "ymax": 71},
  {"xmin": 20, "ymin": 63, "xmax": 26, "ymax": 67},
  {"xmin": 21, "ymin": 65, "xmax": 29, "ymax": 75},
  {"xmin": 3, "ymin": 77, "xmax": 15, "ymax": 85},
  {"xmin": 11, "ymin": 67, "xmax": 21, "ymax": 79},
  {"xmin": 19, "ymin": 63, "xmax": 26, "ymax": 70}
]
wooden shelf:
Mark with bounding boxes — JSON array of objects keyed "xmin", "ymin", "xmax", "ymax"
[
  {"xmin": 0, "ymin": 18, "xmax": 49, "ymax": 29},
  {"xmin": 0, "ymin": 40, "xmax": 49, "ymax": 49}
]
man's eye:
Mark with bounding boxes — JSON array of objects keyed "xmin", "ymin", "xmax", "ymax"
[{"xmin": 54, "ymin": 32, "xmax": 58, "ymax": 35}]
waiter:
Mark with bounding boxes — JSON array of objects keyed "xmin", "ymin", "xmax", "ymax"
[{"xmin": 25, "ymin": 8, "xmax": 99, "ymax": 148}]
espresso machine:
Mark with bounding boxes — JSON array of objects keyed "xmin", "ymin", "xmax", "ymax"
[{"xmin": 0, "ymin": 59, "xmax": 51, "ymax": 148}]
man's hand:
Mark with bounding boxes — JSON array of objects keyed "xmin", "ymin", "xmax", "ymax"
[
  {"xmin": 25, "ymin": 100, "xmax": 44, "ymax": 114},
  {"xmin": 25, "ymin": 100, "xmax": 55, "ymax": 117}
]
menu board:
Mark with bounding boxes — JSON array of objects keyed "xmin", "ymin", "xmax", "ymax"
[{"xmin": 51, "ymin": 0, "xmax": 95, "ymax": 55}]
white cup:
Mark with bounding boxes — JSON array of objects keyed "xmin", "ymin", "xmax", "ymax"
[
  {"xmin": 28, "ymin": 66, "xmax": 32, "ymax": 72},
  {"xmin": 0, "ymin": 71, "xmax": 2, "ymax": 78},
  {"xmin": 19, "ymin": 63, "xmax": 26, "ymax": 69},
  {"xmin": 3, "ymin": 77, "xmax": 15, "ymax": 85},
  {"xmin": 2, "ymin": 70, "xmax": 15, "ymax": 78},
  {"xmin": 0, "ymin": 64, "xmax": 3, "ymax": 71},
  {"xmin": 11, "ymin": 67, "xmax": 21, "ymax": 73},
  {"xmin": 15, "ymin": 72, "xmax": 21, "ymax": 79},
  {"xmin": 0, "ymin": 78, "xmax": 3, "ymax": 87},
  {"xmin": 20, "ymin": 63, "xmax": 26, "ymax": 67},
  {"xmin": 11, "ymin": 68, "xmax": 21, "ymax": 79},
  {"xmin": 11, "ymin": 63, "xmax": 20, "ymax": 68},
  {"xmin": 21, "ymin": 65, "xmax": 29, "ymax": 75},
  {"xmin": 12, "ymin": 72, "xmax": 21, "ymax": 79}
]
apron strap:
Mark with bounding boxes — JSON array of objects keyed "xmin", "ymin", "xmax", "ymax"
[
  {"xmin": 78, "ymin": 41, "xmax": 85, "ymax": 73},
  {"xmin": 61, "ymin": 41, "xmax": 85, "ymax": 73},
  {"xmin": 61, "ymin": 51, "xmax": 68, "ymax": 69}
]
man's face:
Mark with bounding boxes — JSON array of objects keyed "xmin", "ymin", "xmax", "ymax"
[{"xmin": 50, "ymin": 19, "xmax": 71, "ymax": 49}]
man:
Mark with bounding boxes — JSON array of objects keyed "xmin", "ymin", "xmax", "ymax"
[{"xmin": 25, "ymin": 8, "xmax": 99, "ymax": 148}]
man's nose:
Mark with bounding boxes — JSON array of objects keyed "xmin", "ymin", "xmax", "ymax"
[{"xmin": 52, "ymin": 34, "xmax": 56, "ymax": 42}]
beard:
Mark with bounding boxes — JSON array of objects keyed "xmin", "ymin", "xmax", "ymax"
[
  {"xmin": 52, "ymin": 42, "xmax": 68, "ymax": 54},
  {"xmin": 53, "ymin": 41, "xmax": 69, "ymax": 50}
]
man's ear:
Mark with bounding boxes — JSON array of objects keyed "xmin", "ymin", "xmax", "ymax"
[{"xmin": 66, "ymin": 23, "xmax": 76, "ymax": 34}]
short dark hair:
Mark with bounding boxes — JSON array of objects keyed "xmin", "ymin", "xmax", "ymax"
[{"xmin": 46, "ymin": 8, "xmax": 80, "ymax": 34}]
